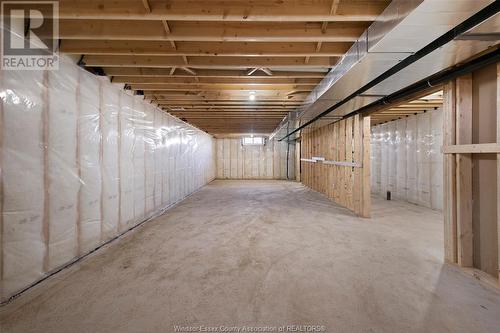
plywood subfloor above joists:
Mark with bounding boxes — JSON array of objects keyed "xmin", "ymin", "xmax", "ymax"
[{"xmin": 56, "ymin": 0, "xmax": 392, "ymax": 134}]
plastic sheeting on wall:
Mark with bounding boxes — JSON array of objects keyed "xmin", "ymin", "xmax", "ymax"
[
  {"xmin": 0, "ymin": 57, "xmax": 216, "ymax": 302},
  {"xmin": 216, "ymin": 138, "xmax": 294, "ymax": 180},
  {"xmin": 370, "ymin": 108, "xmax": 443, "ymax": 211}
]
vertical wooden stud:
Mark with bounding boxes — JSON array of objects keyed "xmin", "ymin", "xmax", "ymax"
[
  {"xmin": 353, "ymin": 115, "xmax": 362, "ymax": 215},
  {"xmin": 361, "ymin": 116, "xmax": 371, "ymax": 218},
  {"xmin": 443, "ymin": 81, "xmax": 458, "ymax": 263},
  {"xmin": 456, "ymin": 74, "xmax": 473, "ymax": 267},
  {"xmin": 345, "ymin": 117, "xmax": 353, "ymax": 209},
  {"xmin": 497, "ymin": 63, "xmax": 500, "ymax": 282},
  {"xmin": 339, "ymin": 120, "xmax": 346, "ymax": 207}
]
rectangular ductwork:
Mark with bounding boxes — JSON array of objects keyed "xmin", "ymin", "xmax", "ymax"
[{"xmin": 271, "ymin": 0, "xmax": 499, "ymax": 141}]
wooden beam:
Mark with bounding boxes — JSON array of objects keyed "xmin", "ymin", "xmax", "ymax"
[
  {"xmin": 246, "ymin": 68, "xmax": 259, "ymax": 76},
  {"xmin": 172, "ymin": 115, "xmax": 286, "ymax": 119},
  {"xmin": 104, "ymin": 68, "xmax": 326, "ymax": 78},
  {"xmin": 147, "ymin": 93, "xmax": 307, "ymax": 100},
  {"xmin": 361, "ymin": 115, "xmax": 371, "ymax": 218},
  {"xmin": 169, "ymin": 110, "xmax": 288, "ymax": 114},
  {"xmin": 154, "ymin": 100, "xmax": 304, "ymax": 105},
  {"xmin": 260, "ymin": 68, "xmax": 273, "ymax": 76},
  {"xmin": 443, "ymin": 81, "xmax": 458, "ymax": 263},
  {"xmin": 112, "ymin": 76, "xmax": 322, "ymax": 85},
  {"xmin": 141, "ymin": 0, "xmax": 151, "ymax": 12},
  {"xmin": 146, "ymin": 90, "xmax": 308, "ymax": 97},
  {"xmin": 83, "ymin": 55, "xmax": 337, "ymax": 68},
  {"xmin": 443, "ymin": 143, "xmax": 500, "ymax": 154},
  {"xmin": 456, "ymin": 74, "xmax": 473, "ymax": 268},
  {"xmin": 55, "ymin": 20, "xmax": 367, "ymax": 42},
  {"xmin": 60, "ymin": 40, "xmax": 351, "ymax": 57},
  {"xmin": 321, "ymin": 0, "xmax": 341, "ymax": 33},
  {"xmin": 128, "ymin": 83, "xmax": 316, "ymax": 91},
  {"xmin": 162, "ymin": 108, "xmax": 298, "ymax": 112},
  {"xmin": 166, "ymin": 109, "xmax": 292, "ymax": 113},
  {"xmin": 162, "ymin": 104, "xmax": 297, "ymax": 109},
  {"xmin": 179, "ymin": 67, "xmax": 196, "ymax": 75},
  {"xmin": 55, "ymin": 0, "xmax": 388, "ymax": 22},
  {"xmin": 161, "ymin": 20, "xmax": 177, "ymax": 50},
  {"xmin": 497, "ymin": 62, "xmax": 500, "ymax": 284}
]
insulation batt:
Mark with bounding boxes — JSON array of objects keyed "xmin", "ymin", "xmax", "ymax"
[
  {"xmin": 0, "ymin": 56, "xmax": 216, "ymax": 302},
  {"xmin": 370, "ymin": 109, "xmax": 443, "ymax": 210},
  {"xmin": 215, "ymin": 138, "xmax": 294, "ymax": 180}
]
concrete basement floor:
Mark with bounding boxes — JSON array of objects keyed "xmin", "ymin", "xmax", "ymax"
[{"xmin": 1, "ymin": 180, "xmax": 500, "ymax": 333}]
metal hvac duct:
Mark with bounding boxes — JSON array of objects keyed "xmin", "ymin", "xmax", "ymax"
[{"xmin": 270, "ymin": 0, "xmax": 499, "ymax": 141}]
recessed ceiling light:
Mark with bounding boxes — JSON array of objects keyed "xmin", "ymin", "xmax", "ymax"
[{"xmin": 249, "ymin": 94, "xmax": 256, "ymax": 101}]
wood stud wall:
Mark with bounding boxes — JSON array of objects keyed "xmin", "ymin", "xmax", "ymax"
[
  {"xmin": 300, "ymin": 115, "xmax": 371, "ymax": 217},
  {"xmin": 443, "ymin": 66, "xmax": 500, "ymax": 286},
  {"xmin": 215, "ymin": 138, "xmax": 294, "ymax": 180}
]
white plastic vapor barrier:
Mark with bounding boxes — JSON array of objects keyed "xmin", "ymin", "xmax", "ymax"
[
  {"xmin": 216, "ymin": 138, "xmax": 295, "ymax": 180},
  {"xmin": 0, "ymin": 58, "xmax": 216, "ymax": 302},
  {"xmin": 370, "ymin": 108, "xmax": 443, "ymax": 211}
]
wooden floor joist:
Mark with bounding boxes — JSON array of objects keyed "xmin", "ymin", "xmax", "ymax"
[
  {"xmin": 53, "ymin": 0, "xmax": 390, "ymax": 22},
  {"xmin": 61, "ymin": 40, "xmax": 352, "ymax": 57},
  {"xmin": 55, "ymin": 0, "xmax": 391, "ymax": 134},
  {"xmin": 55, "ymin": 20, "xmax": 368, "ymax": 42},
  {"xmin": 83, "ymin": 55, "xmax": 338, "ymax": 68},
  {"xmin": 369, "ymin": 93, "xmax": 444, "ymax": 126}
]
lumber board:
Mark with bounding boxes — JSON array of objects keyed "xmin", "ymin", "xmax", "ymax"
[
  {"xmin": 443, "ymin": 143, "xmax": 500, "ymax": 154},
  {"xmin": 361, "ymin": 116, "xmax": 371, "ymax": 218},
  {"xmin": 54, "ymin": 0, "xmax": 386, "ymax": 22},
  {"xmin": 299, "ymin": 115, "xmax": 370, "ymax": 217},
  {"xmin": 497, "ymin": 63, "xmax": 500, "ymax": 283},
  {"xmin": 456, "ymin": 74, "xmax": 473, "ymax": 268},
  {"xmin": 443, "ymin": 81, "xmax": 458, "ymax": 264}
]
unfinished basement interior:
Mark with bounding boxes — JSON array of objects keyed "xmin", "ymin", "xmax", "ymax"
[{"xmin": 0, "ymin": 1, "xmax": 500, "ymax": 332}]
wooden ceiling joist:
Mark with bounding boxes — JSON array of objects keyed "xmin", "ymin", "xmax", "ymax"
[
  {"xmin": 55, "ymin": 20, "xmax": 367, "ymax": 42},
  {"xmin": 170, "ymin": 113, "xmax": 288, "ymax": 117},
  {"xmin": 160, "ymin": 105, "xmax": 300, "ymax": 110},
  {"xmin": 153, "ymin": 101, "xmax": 305, "ymax": 105},
  {"xmin": 56, "ymin": 0, "xmax": 391, "ymax": 134},
  {"xmin": 83, "ymin": 55, "xmax": 338, "ymax": 68},
  {"xmin": 145, "ymin": 92, "xmax": 308, "ymax": 99},
  {"xmin": 128, "ymin": 84, "xmax": 317, "ymax": 91},
  {"xmin": 54, "ymin": 0, "xmax": 389, "ymax": 22},
  {"xmin": 370, "ymin": 92, "xmax": 444, "ymax": 126},
  {"xmin": 111, "ymin": 77, "xmax": 322, "ymax": 85},
  {"xmin": 165, "ymin": 109, "xmax": 294, "ymax": 113},
  {"xmin": 105, "ymin": 68, "xmax": 327, "ymax": 78}
]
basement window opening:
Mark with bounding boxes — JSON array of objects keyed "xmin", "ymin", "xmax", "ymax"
[{"xmin": 242, "ymin": 137, "xmax": 265, "ymax": 146}]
